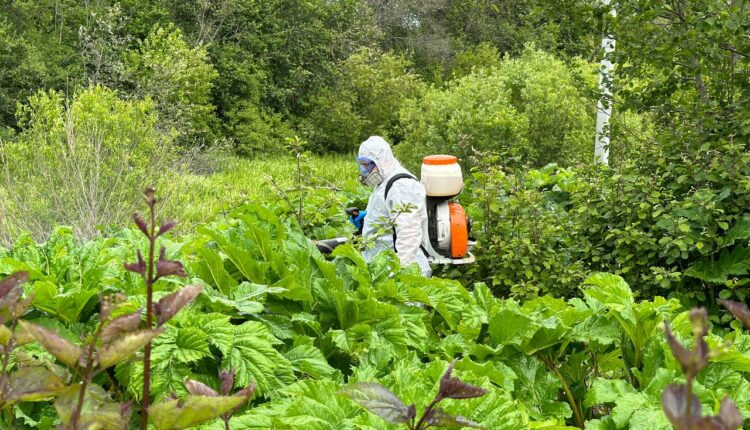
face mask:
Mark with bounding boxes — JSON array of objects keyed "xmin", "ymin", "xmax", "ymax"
[
  {"xmin": 357, "ymin": 156, "xmax": 382, "ymax": 188},
  {"xmin": 361, "ymin": 168, "xmax": 384, "ymax": 188}
]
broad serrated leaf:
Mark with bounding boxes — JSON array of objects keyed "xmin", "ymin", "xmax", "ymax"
[
  {"xmin": 222, "ymin": 321, "xmax": 291, "ymax": 395},
  {"xmin": 97, "ymin": 328, "xmax": 163, "ymax": 369},
  {"xmin": 193, "ymin": 313, "xmax": 234, "ymax": 354},
  {"xmin": 270, "ymin": 379, "xmax": 360, "ymax": 429},
  {"xmin": 685, "ymin": 247, "xmax": 750, "ymax": 284},
  {"xmin": 582, "ymin": 273, "xmax": 635, "ymax": 308},
  {"xmin": 5, "ymin": 366, "xmax": 65, "ymax": 403},
  {"xmin": 149, "ymin": 395, "xmax": 250, "ymax": 430},
  {"xmin": 584, "ymin": 378, "xmax": 636, "ymax": 407},
  {"xmin": 488, "ymin": 308, "xmax": 539, "ymax": 347},
  {"xmin": 173, "ymin": 327, "xmax": 210, "ymax": 364},
  {"xmin": 20, "ymin": 321, "xmax": 82, "ymax": 368},
  {"xmin": 284, "ymin": 345, "xmax": 336, "ymax": 378},
  {"xmin": 725, "ymin": 216, "xmax": 750, "ymax": 247},
  {"xmin": 339, "ymin": 382, "xmax": 415, "ymax": 424}
]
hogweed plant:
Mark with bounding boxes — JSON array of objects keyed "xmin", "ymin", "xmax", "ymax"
[
  {"xmin": 662, "ymin": 308, "xmax": 743, "ymax": 430},
  {"xmin": 340, "ymin": 360, "xmax": 487, "ymax": 429}
]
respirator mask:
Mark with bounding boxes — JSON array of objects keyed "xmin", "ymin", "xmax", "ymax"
[{"xmin": 357, "ymin": 157, "xmax": 384, "ymax": 188}]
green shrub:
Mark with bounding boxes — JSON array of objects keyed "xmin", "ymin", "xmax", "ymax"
[
  {"xmin": 457, "ymin": 136, "xmax": 750, "ymax": 308},
  {"xmin": 303, "ymin": 48, "xmax": 425, "ymax": 152},
  {"xmin": 0, "ymin": 86, "xmax": 177, "ymax": 242},
  {"xmin": 228, "ymin": 102, "xmax": 294, "ymax": 156},
  {"xmin": 128, "ymin": 23, "xmax": 219, "ymax": 144},
  {"xmin": 457, "ymin": 159, "xmax": 588, "ymax": 300},
  {"xmin": 398, "ymin": 46, "xmax": 595, "ymax": 169},
  {"xmin": 450, "ymin": 42, "xmax": 502, "ymax": 79}
]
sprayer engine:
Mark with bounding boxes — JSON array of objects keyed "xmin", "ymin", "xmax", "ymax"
[{"xmin": 420, "ymin": 155, "xmax": 476, "ymax": 265}]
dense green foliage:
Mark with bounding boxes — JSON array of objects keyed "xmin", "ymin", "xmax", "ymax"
[
  {"xmin": 2, "ymin": 203, "xmax": 750, "ymax": 428},
  {"xmin": 1, "ymin": 0, "xmax": 750, "ymax": 428},
  {"xmin": 398, "ymin": 47, "xmax": 595, "ymax": 169},
  {"xmin": 0, "ymin": 0, "xmax": 606, "ymax": 154},
  {"xmin": 304, "ymin": 48, "xmax": 425, "ymax": 153},
  {"xmin": 459, "ymin": 146, "xmax": 750, "ymax": 308}
]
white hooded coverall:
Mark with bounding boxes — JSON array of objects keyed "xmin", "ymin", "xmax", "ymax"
[{"xmin": 358, "ymin": 136, "xmax": 432, "ymax": 277}]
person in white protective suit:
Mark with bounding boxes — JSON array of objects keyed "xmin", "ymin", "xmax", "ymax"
[{"xmin": 357, "ymin": 136, "xmax": 432, "ymax": 277}]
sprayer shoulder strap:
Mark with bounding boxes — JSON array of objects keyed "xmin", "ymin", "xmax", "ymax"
[
  {"xmin": 384, "ymin": 173, "xmax": 417, "ymax": 201},
  {"xmin": 383, "ymin": 173, "xmax": 428, "ymax": 257}
]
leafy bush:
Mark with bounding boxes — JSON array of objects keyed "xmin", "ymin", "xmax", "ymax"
[
  {"xmin": 456, "ymin": 134, "xmax": 750, "ymax": 307},
  {"xmin": 449, "ymin": 43, "xmax": 502, "ymax": 79},
  {"xmin": 128, "ymin": 24, "xmax": 219, "ymax": 144},
  {"xmin": 227, "ymin": 102, "xmax": 294, "ymax": 156},
  {"xmin": 0, "ymin": 86, "xmax": 177, "ymax": 242},
  {"xmin": 398, "ymin": 46, "xmax": 595, "ymax": 169},
  {"xmin": 303, "ymin": 48, "xmax": 425, "ymax": 152},
  {"xmin": 0, "ymin": 188, "xmax": 253, "ymax": 430},
  {"xmin": 458, "ymin": 159, "xmax": 588, "ymax": 300}
]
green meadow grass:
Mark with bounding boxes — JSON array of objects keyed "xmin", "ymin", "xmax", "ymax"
[{"xmin": 162, "ymin": 153, "xmax": 360, "ymax": 231}]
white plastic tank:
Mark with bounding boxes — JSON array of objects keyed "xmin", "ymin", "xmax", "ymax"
[{"xmin": 420, "ymin": 155, "xmax": 463, "ymax": 197}]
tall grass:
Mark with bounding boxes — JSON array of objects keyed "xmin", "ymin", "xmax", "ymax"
[{"xmin": 160, "ymin": 153, "xmax": 359, "ymax": 231}]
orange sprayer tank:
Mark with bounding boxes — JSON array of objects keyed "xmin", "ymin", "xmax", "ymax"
[{"xmin": 448, "ymin": 202, "xmax": 469, "ymax": 258}]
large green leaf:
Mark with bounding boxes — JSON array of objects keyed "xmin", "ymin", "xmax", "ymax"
[
  {"xmin": 174, "ymin": 327, "xmax": 211, "ymax": 364},
  {"xmin": 200, "ymin": 227, "xmax": 270, "ymax": 285},
  {"xmin": 488, "ymin": 307, "xmax": 539, "ymax": 348},
  {"xmin": 29, "ymin": 281, "xmax": 98, "ymax": 324},
  {"xmin": 192, "ymin": 246, "xmax": 238, "ymax": 296},
  {"xmin": 284, "ymin": 344, "xmax": 336, "ymax": 379},
  {"xmin": 509, "ymin": 354, "xmax": 571, "ymax": 421},
  {"xmin": 275, "ymin": 380, "xmax": 362, "ymax": 430},
  {"xmin": 201, "ymin": 282, "xmax": 283, "ymax": 316},
  {"xmin": 685, "ymin": 246, "xmax": 750, "ymax": 284},
  {"xmin": 222, "ymin": 321, "xmax": 294, "ymax": 395},
  {"xmin": 725, "ymin": 216, "xmax": 750, "ymax": 247}
]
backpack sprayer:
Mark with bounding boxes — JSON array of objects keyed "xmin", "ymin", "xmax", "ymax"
[
  {"xmin": 316, "ymin": 155, "xmax": 476, "ymax": 265},
  {"xmin": 420, "ymin": 155, "xmax": 476, "ymax": 265}
]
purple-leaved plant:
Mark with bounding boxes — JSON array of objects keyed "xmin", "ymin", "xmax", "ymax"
[
  {"xmin": 340, "ymin": 359, "xmax": 487, "ymax": 430},
  {"xmin": 662, "ymin": 308, "xmax": 743, "ymax": 430}
]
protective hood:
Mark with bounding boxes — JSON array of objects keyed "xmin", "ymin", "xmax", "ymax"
[{"xmin": 358, "ymin": 136, "xmax": 402, "ymax": 179}]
